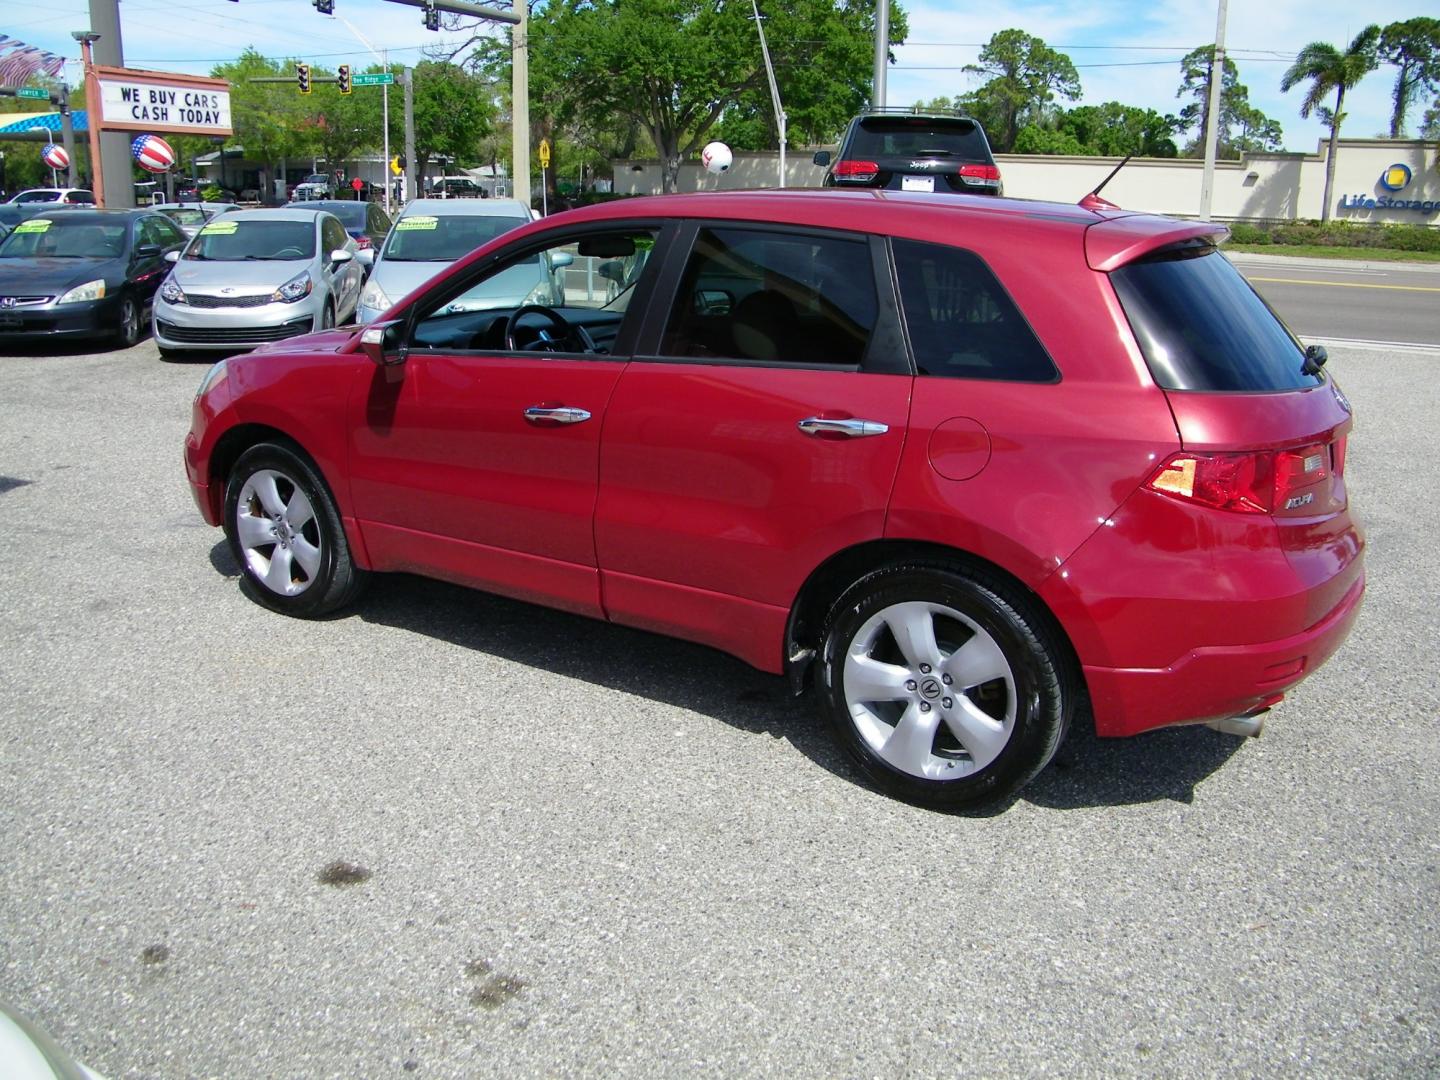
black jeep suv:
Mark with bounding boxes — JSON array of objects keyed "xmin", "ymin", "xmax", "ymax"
[{"xmin": 813, "ymin": 109, "xmax": 1002, "ymax": 196}]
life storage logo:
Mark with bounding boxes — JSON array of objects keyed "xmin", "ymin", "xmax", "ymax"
[{"xmin": 1338, "ymin": 162, "xmax": 1437, "ymax": 215}]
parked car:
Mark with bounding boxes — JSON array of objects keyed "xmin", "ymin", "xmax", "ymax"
[
  {"xmin": 355, "ymin": 197, "xmax": 533, "ymax": 324},
  {"xmin": 0, "ymin": 208, "xmax": 188, "ymax": 346},
  {"xmin": 7, "ymin": 187, "xmax": 96, "ymax": 205},
  {"xmin": 429, "ymin": 176, "xmax": 486, "ymax": 198},
  {"xmin": 290, "ymin": 173, "xmax": 333, "ymax": 201},
  {"xmin": 152, "ymin": 201, "xmax": 242, "ymax": 238},
  {"xmin": 814, "ymin": 108, "xmax": 1003, "ymax": 196},
  {"xmin": 175, "ymin": 182, "xmax": 240, "ymax": 204},
  {"xmin": 286, "ymin": 198, "xmax": 392, "ymax": 254},
  {"xmin": 153, "ymin": 208, "xmax": 363, "ymax": 358},
  {"xmin": 183, "ymin": 189, "xmax": 1364, "ymax": 809}
]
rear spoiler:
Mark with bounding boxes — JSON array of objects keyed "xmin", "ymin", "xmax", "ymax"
[{"xmin": 1084, "ymin": 217, "xmax": 1230, "ymax": 273}]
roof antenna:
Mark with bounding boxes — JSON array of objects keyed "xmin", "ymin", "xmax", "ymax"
[{"xmin": 1079, "ymin": 155, "xmax": 1132, "ymax": 212}]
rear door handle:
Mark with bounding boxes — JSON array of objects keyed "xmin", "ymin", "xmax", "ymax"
[
  {"xmin": 524, "ymin": 405, "xmax": 592, "ymax": 425},
  {"xmin": 797, "ymin": 417, "xmax": 889, "ymax": 438}
]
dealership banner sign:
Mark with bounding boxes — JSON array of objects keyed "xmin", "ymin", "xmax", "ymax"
[{"xmin": 92, "ymin": 65, "xmax": 232, "ymax": 136}]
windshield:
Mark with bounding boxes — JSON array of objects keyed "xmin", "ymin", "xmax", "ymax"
[
  {"xmin": 13, "ymin": 191, "xmax": 61, "ymax": 203},
  {"xmin": 381, "ymin": 214, "xmax": 527, "ymax": 262},
  {"xmin": 160, "ymin": 208, "xmax": 207, "ymax": 228},
  {"xmin": 1111, "ymin": 246, "xmax": 1321, "ymax": 392},
  {"xmin": 184, "ymin": 219, "xmax": 316, "ymax": 262},
  {"xmin": 0, "ymin": 217, "xmax": 126, "ymax": 259}
]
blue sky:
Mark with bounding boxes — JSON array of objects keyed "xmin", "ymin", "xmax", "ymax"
[{"xmin": 7, "ymin": 0, "xmax": 1431, "ymax": 151}]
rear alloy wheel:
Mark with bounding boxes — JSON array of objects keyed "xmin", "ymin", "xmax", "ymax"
[
  {"xmin": 818, "ymin": 563, "xmax": 1068, "ymax": 809},
  {"xmin": 115, "ymin": 295, "xmax": 140, "ymax": 347},
  {"xmin": 223, "ymin": 442, "xmax": 367, "ymax": 617}
]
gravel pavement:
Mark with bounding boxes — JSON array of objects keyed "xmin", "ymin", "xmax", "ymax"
[{"xmin": 0, "ymin": 340, "xmax": 1435, "ymax": 1078}]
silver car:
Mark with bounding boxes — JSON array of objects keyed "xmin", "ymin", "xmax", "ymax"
[
  {"xmin": 152, "ymin": 208, "xmax": 363, "ymax": 357},
  {"xmin": 355, "ymin": 197, "xmax": 543, "ymax": 324}
]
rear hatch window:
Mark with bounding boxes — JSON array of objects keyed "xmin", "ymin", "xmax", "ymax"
[
  {"xmin": 848, "ymin": 116, "xmax": 992, "ymax": 164},
  {"xmin": 1110, "ymin": 244, "xmax": 1321, "ymax": 392}
]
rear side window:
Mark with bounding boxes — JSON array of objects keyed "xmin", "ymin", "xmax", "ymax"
[
  {"xmin": 848, "ymin": 117, "xmax": 990, "ymax": 162},
  {"xmin": 1111, "ymin": 247, "xmax": 1320, "ymax": 392},
  {"xmin": 893, "ymin": 239, "xmax": 1057, "ymax": 383}
]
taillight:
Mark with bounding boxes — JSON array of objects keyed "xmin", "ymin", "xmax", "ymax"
[
  {"xmin": 833, "ymin": 159, "xmax": 879, "ymax": 181},
  {"xmin": 959, "ymin": 164, "xmax": 1002, "ymax": 183},
  {"xmin": 355, "ymin": 235, "xmax": 372, "ymax": 250},
  {"xmin": 1148, "ymin": 444, "xmax": 1330, "ymax": 514}
]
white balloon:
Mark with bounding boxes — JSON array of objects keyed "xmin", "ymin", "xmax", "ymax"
[{"xmin": 701, "ymin": 141, "xmax": 733, "ymax": 175}]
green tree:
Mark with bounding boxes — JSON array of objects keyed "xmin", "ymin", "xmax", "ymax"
[
  {"xmin": 1377, "ymin": 18, "xmax": 1440, "ymax": 137},
  {"xmin": 1175, "ymin": 47, "xmax": 1283, "ymax": 157},
  {"xmin": 407, "ymin": 60, "xmax": 496, "ymax": 183},
  {"xmin": 1016, "ymin": 102, "xmax": 1179, "ymax": 157},
  {"xmin": 960, "ymin": 30, "xmax": 1080, "ymax": 153},
  {"xmin": 1422, "ymin": 96, "xmax": 1440, "ymax": 139},
  {"xmin": 211, "ymin": 50, "xmax": 321, "ymax": 182},
  {"xmin": 1281, "ymin": 27, "xmax": 1382, "ymax": 221}
]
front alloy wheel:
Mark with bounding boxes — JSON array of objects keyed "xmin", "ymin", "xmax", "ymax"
[{"xmin": 224, "ymin": 442, "xmax": 366, "ymax": 616}]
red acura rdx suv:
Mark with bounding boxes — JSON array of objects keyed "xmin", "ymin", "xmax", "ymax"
[{"xmin": 184, "ymin": 188, "xmax": 1364, "ymax": 809}]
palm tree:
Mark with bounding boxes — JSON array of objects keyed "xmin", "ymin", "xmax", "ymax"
[{"xmin": 1281, "ymin": 27, "xmax": 1382, "ymax": 221}]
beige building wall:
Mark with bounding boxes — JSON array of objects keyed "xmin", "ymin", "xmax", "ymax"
[{"xmin": 613, "ymin": 139, "xmax": 1440, "ymax": 226}]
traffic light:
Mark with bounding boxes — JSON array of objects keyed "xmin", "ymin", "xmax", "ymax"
[
  {"xmin": 422, "ymin": 1, "xmax": 440, "ymax": 31},
  {"xmin": 337, "ymin": 64, "xmax": 351, "ymax": 94},
  {"xmin": 313, "ymin": 0, "xmax": 334, "ymax": 13},
  {"xmin": 296, "ymin": 63, "xmax": 311, "ymax": 94}
]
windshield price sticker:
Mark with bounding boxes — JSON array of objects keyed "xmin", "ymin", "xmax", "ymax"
[
  {"xmin": 14, "ymin": 219, "xmax": 52, "ymax": 235},
  {"xmin": 200, "ymin": 220, "xmax": 239, "ymax": 235},
  {"xmin": 395, "ymin": 216, "xmax": 439, "ymax": 231}
]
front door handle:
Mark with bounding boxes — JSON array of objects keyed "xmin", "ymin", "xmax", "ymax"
[
  {"xmin": 797, "ymin": 417, "xmax": 889, "ymax": 438},
  {"xmin": 524, "ymin": 405, "xmax": 592, "ymax": 425}
]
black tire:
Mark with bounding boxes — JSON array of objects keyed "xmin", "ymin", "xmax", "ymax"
[
  {"xmin": 115, "ymin": 295, "xmax": 141, "ymax": 348},
  {"xmin": 223, "ymin": 442, "xmax": 368, "ymax": 617},
  {"xmin": 817, "ymin": 562, "xmax": 1069, "ymax": 810}
]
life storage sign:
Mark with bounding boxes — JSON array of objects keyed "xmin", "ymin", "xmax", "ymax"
[{"xmin": 93, "ymin": 66, "xmax": 232, "ymax": 136}]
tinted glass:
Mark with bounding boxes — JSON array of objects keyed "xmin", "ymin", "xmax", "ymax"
[
  {"xmin": 14, "ymin": 191, "xmax": 61, "ymax": 203},
  {"xmin": 661, "ymin": 227, "xmax": 877, "ymax": 366},
  {"xmin": 893, "ymin": 239, "xmax": 1057, "ymax": 382},
  {"xmin": 381, "ymin": 214, "xmax": 529, "ymax": 261},
  {"xmin": 1111, "ymin": 247, "xmax": 1319, "ymax": 392},
  {"xmin": 145, "ymin": 216, "xmax": 185, "ymax": 247},
  {"xmin": 161, "ymin": 208, "xmax": 206, "ymax": 228},
  {"xmin": 322, "ymin": 216, "xmax": 349, "ymax": 252},
  {"xmin": 184, "ymin": 219, "xmax": 316, "ymax": 261},
  {"xmin": 0, "ymin": 217, "xmax": 126, "ymax": 258},
  {"xmin": 848, "ymin": 117, "xmax": 990, "ymax": 162}
]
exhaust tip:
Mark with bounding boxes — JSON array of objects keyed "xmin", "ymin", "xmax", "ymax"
[{"xmin": 1207, "ymin": 708, "xmax": 1268, "ymax": 738}]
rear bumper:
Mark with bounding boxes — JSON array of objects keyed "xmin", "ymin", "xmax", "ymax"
[{"xmin": 1082, "ymin": 572, "xmax": 1365, "ymax": 737}]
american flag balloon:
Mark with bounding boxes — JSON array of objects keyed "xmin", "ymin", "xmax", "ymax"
[
  {"xmin": 131, "ymin": 133, "xmax": 175, "ymax": 173},
  {"xmin": 41, "ymin": 143, "xmax": 69, "ymax": 170}
]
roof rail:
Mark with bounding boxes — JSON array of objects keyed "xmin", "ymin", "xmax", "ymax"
[{"xmin": 861, "ymin": 104, "xmax": 976, "ymax": 120}]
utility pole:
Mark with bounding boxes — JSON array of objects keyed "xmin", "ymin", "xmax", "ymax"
[
  {"xmin": 1199, "ymin": 0, "xmax": 1228, "ymax": 222},
  {"xmin": 58, "ymin": 85, "xmax": 79, "ymax": 187},
  {"xmin": 403, "ymin": 66, "xmax": 417, "ymax": 205},
  {"xmin": 87, "ymin": 0, "xmax": 134, "ymax": 207},
  {"xmin": 512, "ymin": 1, "xmax": 529, "ymax": 206},
  {"xmin": 871, "ymin": 0, "xmax": 889, "ymax": 108}
]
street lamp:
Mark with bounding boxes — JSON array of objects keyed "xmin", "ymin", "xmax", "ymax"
[{"xmin": 71, "ymin": 31, "xmax": 104, "ymax": 203}]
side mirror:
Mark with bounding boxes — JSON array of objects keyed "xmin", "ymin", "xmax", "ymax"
[
  {"xmin": 359, "ymin": 319, "xmax": 406, "ymax": 366},
  {"xmin": 597, "ymin": 259, "xmax": 624, "ymax": 284},
  {"xmin": 355, "ymin": 248, "xmax": 375, "ymax": 267},
  {"xmin": 164, "ymin": 250, "xmax": 181, "ymax": 264},
  {"xmin": 812, "ymin": 150, "xmax": 831, "ymax": 167},
  {"xmin": 1301, "ymin": 343, "xmax": 1328, "ymax": 376},
  {"xmin": 330, "ymin": 248, "xmax": 354, "ymax": 264},
  {"xmin": 551, "ymin": 252, "xmax": 575, "ymax": 270},
  {"xmin": 134, "ymin": 243, "xmax": 162, "ymax": 259}
]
